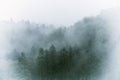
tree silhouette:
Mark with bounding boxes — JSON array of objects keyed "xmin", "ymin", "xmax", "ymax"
[{"xmin": 15, "ymin": 44, "xmax": 103, "ymax": 80}]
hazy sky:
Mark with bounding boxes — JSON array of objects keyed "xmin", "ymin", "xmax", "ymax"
[{"xmin": 0, "ymin": 0, "xmax": 119, "ymax": 25}]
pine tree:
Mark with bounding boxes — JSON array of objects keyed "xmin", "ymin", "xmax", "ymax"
[
  {"xmin": 18, "ymin": 52, "xmax": 26, "ymax": 63},
  {"xmin": 48, "ymin": 45, "xmax": 57, "ymax": 74}
]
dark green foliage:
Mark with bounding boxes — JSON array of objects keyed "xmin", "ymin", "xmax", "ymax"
[
  {"xmin": 9, "ymin": 16, "xmax": 109, "ymax": 80},
  {"xmin": 17, "ymin": 52, "xmax": 27, "ymax": 64},
  {"xmin": 16, "ymin": 44, "xmax": 103, "ymax": 80}
]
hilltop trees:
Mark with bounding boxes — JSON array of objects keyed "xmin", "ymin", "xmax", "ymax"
[
  {"xmin": 11, "ymin": 16, "xmax": 109, "ymax": 80},
  {"xmin": 15, "ymin": 42, "xmax": 104, "ymax": 80},
  {"xmin": 36, "ymin": 45, "xmax": 75, "ymax": 77}
]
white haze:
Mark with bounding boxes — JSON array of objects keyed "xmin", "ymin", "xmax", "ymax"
[
  {"xmin": 0, "ymin": 8, "xmax": 120, "ymax": 80},
  {"xmin": 99, "ymin": 9, "xmax": 120, "ymax": 80},
  {"xmin": 0, "ymin": 0, "xmax": 119, "ymax": 26}
]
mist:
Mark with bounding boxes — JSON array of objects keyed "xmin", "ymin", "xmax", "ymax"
[{"xmin": 0, "ymin": 9, "xmax": 120, "ymax": 80}]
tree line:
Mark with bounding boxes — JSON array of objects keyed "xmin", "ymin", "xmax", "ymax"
[{"xmin": 16, "ymin": 44, "xmax": 102, "ymax": 80}]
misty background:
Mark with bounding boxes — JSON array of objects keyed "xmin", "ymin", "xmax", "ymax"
[
  {"xmin": 0, "ymin": 0, "xmax": 120, "ymax": 80},
  {"xmin": 0, "ymin": 0, "xmax": 119, "ymax": 26},
  {"xmin": 0, "ymin": 10, "xmax": 119, "ymax": 80}
]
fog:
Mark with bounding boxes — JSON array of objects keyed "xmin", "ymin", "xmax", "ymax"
[
  {"xmin": 0, "ymin": 9, "xmax": 119, "ymax": 80},
  {"xmin": 0, "ymin": 0, "xmax": 118, "ymax": 26}
]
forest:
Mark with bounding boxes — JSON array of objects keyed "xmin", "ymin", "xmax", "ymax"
[
  {"xmin": 16, "ymin": 44, "xmax": 103, "ymax": 80},
  {"xmin": 6, "ymin": 16, "xmax": 111, "ymax": 80}
]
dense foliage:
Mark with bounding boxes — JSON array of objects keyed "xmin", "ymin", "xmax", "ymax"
[
  {"xmin": 8, "ymin": 16, "xmax": 110, "ymax": 80},
  {"xmin": 15, "ymin": 44, "xmax": 104, "ymax": 80}
]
